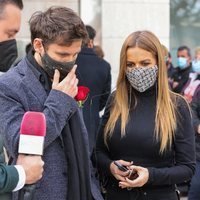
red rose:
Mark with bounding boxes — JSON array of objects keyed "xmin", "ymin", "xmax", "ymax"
[{"xmin": 75, "ymin": 86, "xmax": 90, "ymax": 107}]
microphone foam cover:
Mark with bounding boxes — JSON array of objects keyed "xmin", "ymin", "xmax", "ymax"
[{"xmin": 20, "ymin": 111, "xmax": 46, "ymax": 136}]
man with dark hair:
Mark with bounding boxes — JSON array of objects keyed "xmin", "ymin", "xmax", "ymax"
[
  {"xmin": 170, "ymin": 45, "xmax": 192, "ymax": 195},
  {"xmin": 0, "ymin": 6, "xmax": 103, "ymax": 200},
  {"xmin": 85, "ymin": 25, "xmax": 96, "ymax": 47},
  {"xmin": 0, "ymin": 0, "xmax": 44, "ymax": 198},
  {"xmin": 171, "ymin": 45, "xmax": 192, "ymax": 93},
  {"xmin": 76, "ymin": 25, "xmax": 111, "ymax": 154}
]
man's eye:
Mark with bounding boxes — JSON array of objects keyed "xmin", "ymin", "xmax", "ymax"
[
  {"xmin": 57, "ymin": 53, "xmax": 67, "ymax": 57},
  {"xmin": 7, "ymin": 34, "xmax": 14, "ymax": 39},
  {"xmin": 73, "ymin": 53, "xmax": 78, "ymax": 59}
]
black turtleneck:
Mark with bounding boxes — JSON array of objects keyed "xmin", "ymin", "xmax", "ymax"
[
  {"xmin": 27, "ymin": 50, "xmax": 51, "ymax": 94},
  {"xmin": 96, "ymin": 85, "xmax": 195, "ymax": 188}
]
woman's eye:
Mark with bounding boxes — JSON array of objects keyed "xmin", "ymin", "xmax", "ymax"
[
  {"xmin": 126, "ymin": 63, "xmax": 134, "ymax": 68},
  {"xmin": 142, "ymin": 62, "xmax": 150, "ymax": 66}
]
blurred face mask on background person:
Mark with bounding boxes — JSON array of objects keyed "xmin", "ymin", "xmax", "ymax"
[
  {"xmin": 126, "ymin": 65, "xmax": 158, "ymax": 92},
  {"xmin": 192, "ymin": 59, "xmax": 200, "ymax": 74},
  {"xmin": 177, "ymin": 57, "xmax": 188, "ymax": 69},
  {"xmin": 41, "ymin": 52, "xmax": 76, "ymax": 80},
  {"xmin": 0, "ymin": 39, "xmax": 18, "ymax": 72}
]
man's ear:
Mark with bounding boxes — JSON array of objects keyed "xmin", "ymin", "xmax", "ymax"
[{"xmin": 33, "ymin": 38, "xmax": 44, "ymax": 54}]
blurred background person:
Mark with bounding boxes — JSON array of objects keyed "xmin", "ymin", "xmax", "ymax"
[
  {"xmin": 166, "ymin": 52, "xmax": 175, "ymax": 79},
  {"xmin": 94, "ymin": 45, "xmax": 105, "ymax": 59},
  {"xmin": 189, "ymin": 81, "xmax": 200, "ymax": 200},
  {"xmin": 186, "ymin": 48, "xmax": 200, "ymax": 200},
  {"xmin": 161, "ymin": 45, "xmax": 175, "ymax": 89},
  {"xmin": 181, "ymin": 47, "xmax": 200, "ymax": 103},
  {"xmin": 76, "ymin": 25, "xmax": 111, "ymax": 155},
  {"xmin": 170, "ymin": 45, "xmax": 192, "ymax": 93}
]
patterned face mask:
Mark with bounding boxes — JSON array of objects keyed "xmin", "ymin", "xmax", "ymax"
[{"xmin": 126, "ymin": 65, "xmax": 158, "ymax": 92}]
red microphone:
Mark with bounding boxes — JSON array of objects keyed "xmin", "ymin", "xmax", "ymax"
[
  {"xmin": 18, "ymin": 111, "xmax": 46, "ymax": 155},
  {"xmin": 18, "ymin": 112, "xmax": 46, "ymax": 200}
]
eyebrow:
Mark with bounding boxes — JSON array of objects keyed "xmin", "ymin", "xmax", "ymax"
[
  {"xmin": 140, "ymin": 59, "xmax": 152, "ymax": 62},
  {"xmin": 127, "ymin": 59, "xmax": 152, "ymax": 62}
]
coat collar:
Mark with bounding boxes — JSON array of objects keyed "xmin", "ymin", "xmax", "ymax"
[
  {"xmin": 17, "ymin": 57, "xmax": 48, "ymax": 106},
  {"xmin": 79, "ymin": 47, "xmax": 96, "ymax": 56}
]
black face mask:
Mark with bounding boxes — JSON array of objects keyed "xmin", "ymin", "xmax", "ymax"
[
  {"xmin": 0, "ymin": 39, "xmax": 18, "ymax": 72},
  {"xmin": 41, "ymin": 53, "xmax": 76, "ymax": 81}
]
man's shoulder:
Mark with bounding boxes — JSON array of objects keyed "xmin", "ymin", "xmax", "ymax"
[
  {"xmin": 77, "ymin": 56, "xmax": 111, "ymax": 74},
  {"xmin": 0, "ymin": 58, "xmax": 28, "ymax": 87},
  {"xmin": 77, "ymin": 49, "xmax": 111, "ymax": 69},
  {"xmin": 0, "ymin": 69, "xmax": 21, "ymax": 91},
  {"xmin": 98, "ymin": 57, "xmax": 111, "ymax": 68}
]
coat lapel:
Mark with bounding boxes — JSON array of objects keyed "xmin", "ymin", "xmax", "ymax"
[{"xmin": 18, "ymin": 58, "xmax": 48, "ymax": 107}]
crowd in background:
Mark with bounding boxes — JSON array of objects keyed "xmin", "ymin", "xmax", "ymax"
[{"xmin": 165, "ymin": 45, "xmax": 200, "ymax": 199}]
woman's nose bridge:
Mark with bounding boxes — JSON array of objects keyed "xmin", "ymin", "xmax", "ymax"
[{"xmin": 135, "ymin": 64, "xmax": 140, "ymax": 68}]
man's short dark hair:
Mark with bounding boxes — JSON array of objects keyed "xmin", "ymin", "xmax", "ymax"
[
  {"xmin": 0, "ymin": 0, "xmax": 23, "ymax": 19},
  {"xmin": 177, "ymin": 45, "xmax": 191, "ymax": 57},
  {"xmin": 29, "ymin": 6, "xmax": 88, "ymax": 47},
  {"xmin": 86, "ymin": 25, "xmax": 96, "ymax": 40}
]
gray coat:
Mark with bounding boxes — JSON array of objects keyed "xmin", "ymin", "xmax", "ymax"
[{"xmin": 0, "ymin": 58, "xmax": 103, "ymax": 200}]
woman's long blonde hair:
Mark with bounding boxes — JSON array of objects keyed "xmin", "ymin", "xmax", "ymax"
[{"xmin": 104, "ymin": 30, "xmax": 177, "ymax": 153}]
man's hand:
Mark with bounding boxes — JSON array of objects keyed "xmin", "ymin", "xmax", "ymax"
[
  {"xmin": 16, "ymin": 154, "xmax": 44, "ymax": 184},
  {"xmin": 52, "ymin": 65, "xmax": 78, "ymax": 98}
]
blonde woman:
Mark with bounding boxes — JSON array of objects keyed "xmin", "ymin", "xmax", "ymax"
[{"xmin": 95, "ymin": 30, "xmax": 195, "ymax": 200}]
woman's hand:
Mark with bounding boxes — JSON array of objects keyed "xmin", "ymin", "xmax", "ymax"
[
  {"xmin": 110, "ymin": 160, "xmax": 132, "ymax": 181},
  {"xmin": 119, "ymin": 165, "xmax": 149, "ymax": 189}
]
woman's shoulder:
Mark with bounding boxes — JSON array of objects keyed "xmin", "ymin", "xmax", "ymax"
[{"xmin": 170, "ymin": 92, "xmax": 191, "ymax": 114}]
